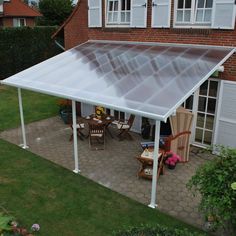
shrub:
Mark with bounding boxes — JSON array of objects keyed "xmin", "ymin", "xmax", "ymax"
[
  {"xmin": 114, "ymin": 224, "xmax": 206, "ymax": 236},
  {"xmin": 187, "ymin": 146, "xmax": 236, "ymax": 235},
  {"xmin": 0, "ymin": 26, "xmax": 62, "ymax": 80}
]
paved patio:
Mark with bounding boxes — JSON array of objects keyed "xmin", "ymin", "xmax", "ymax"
[{"xmin": 0, "ymin": 116, "xmax": 214, "ymax": 229}]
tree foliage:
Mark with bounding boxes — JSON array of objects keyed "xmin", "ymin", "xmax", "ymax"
[
  {"xmin": 187, "ymin": 146, "xmax": 236, "ymax": 234},
  {"xmin": 38, "ymin": 0, "xmax": 73, "ymax": 26}
]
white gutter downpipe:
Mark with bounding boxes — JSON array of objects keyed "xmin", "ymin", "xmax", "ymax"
[
  {"xmin": 149, "ymin": 120, "xmax": 160, "ymax": 208},
  {"xmin": 54, "ymin": 40, "xmax": 65, "ymax": 51},
  {"xmin": 72, "ymin": 100, "xmax": 80, "ymax": 173},
  {"xmin": 18, "ymin": 88, "xmax": 29, "ymax": 149}
]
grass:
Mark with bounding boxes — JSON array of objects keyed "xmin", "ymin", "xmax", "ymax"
[
  {"xmin": 0, "ymin": 139, "xmax": 203, "ymax": 236},
  {"xmin": 0, "ymin": 85, "xmax": 59, "ymax": 131},
  {"xmin": 0, "ymin": 84, "xmax": 203, "ymax": 235}
]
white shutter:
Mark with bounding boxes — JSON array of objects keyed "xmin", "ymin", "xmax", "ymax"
[
  {"xmin": 131, "ymin": 0, "xmax": 147, "ymax": 28},
  {"xmin": 212, "ymin": 0, "xmax": 236, "ymax": 29},
  {"xmin": 152, "ymin": 0, "xmax": 171, "ymax": 28},
  {"xmin": 13, "ymin": 18, "xmax": 18, "ymax": 27},
  {"xmin": 88, "ymin": 0, "xmax": 102, "ymax": 28},
  {"xmin": 81, "ymin": 103, "xmax": 94, "ymax": 117},
  {"xmin": 214, "ymin": 81, "xmax": 236, "ymax": 148}
]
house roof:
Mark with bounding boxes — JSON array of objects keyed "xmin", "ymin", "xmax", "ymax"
[
  {"xmin": 1, "ymin": 40, "xmax": 235, "ymax": 121},
  {"xmin": 0, "ymin": 0, "xmax": 41, "ymax": 18},
  {"xmin": 52, "ymin": 0, "xmax": 80, "ymax": 38}
]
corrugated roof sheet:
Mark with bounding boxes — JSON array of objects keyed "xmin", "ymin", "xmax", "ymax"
[{"xmin": 1, "ymin": 40, "xmax": 235, "ymax": 121}]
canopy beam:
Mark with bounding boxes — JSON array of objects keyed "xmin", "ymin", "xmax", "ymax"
[
  {"xmin": 72, "ymin": 100, "xmax": 80, "ymax": 173},
  {"xmin": 18, "ymin": 88, "xmax": 28, "ymax": 149},
  {"xmin": 149, "ymin": 120, "xmax": 160, "ymax": 208}
]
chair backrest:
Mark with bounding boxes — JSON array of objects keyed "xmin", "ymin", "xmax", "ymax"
[
  {"xmin": 128, "ymin": 114, "xmax": 135, "ymax": 126},
  {"xmin": 89, "ymin": 124, "xmax": 104, "ymax": 135}
]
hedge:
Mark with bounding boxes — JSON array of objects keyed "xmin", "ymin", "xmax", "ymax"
[
  {"xmin": 114, "ymin": 224, "xmax": 206, "ymax": 236},
  {"xmin": 0, "ymin": 26, "xmax": 62, "ymax": 80}
]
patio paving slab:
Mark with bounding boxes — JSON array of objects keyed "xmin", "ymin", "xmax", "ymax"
[{"xmin": 0, "ymin": 116, "xmax": 215, "ymax": 229}]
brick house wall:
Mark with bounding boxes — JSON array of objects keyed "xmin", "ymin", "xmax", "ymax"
[{"xmin": 64, "ymin": 0, "xmax": 236, "ymax": 81}]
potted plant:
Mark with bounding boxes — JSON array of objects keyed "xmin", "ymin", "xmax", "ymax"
[{"xmin": 57, "ymin": 99, "xmax": 72, "ymax": 124}]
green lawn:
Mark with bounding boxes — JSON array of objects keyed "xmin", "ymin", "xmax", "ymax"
[
  {"xmin": 0, "ymin": 85, "xmax": 59, "ymax": 131},
  {"xmin": 0, "ymin": 85, "xmax": 203, "ymax": 235},
  {"xmin": 0, "ymin": 139, "xmax": 203, "ymax": 236}
]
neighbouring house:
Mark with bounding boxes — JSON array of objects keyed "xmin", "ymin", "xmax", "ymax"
[
  {"xmin": 53, "ymin": 0, "xmax": 236, "ymax": 149},
  {"xmin": 0, "ymin": 0, "xmax": 41, "ymax": 28}
]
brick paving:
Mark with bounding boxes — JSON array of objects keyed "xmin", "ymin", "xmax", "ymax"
[{"xmin": 0, "ymin": 116, "xmax": 214, "ymax": 229}]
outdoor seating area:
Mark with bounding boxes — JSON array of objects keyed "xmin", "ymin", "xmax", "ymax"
[{"xmin": 0, "ymin": 116, "xmax": 214, "ymax": 228}]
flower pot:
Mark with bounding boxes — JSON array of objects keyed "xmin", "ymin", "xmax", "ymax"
[{"xmin": 60, "ymin": 110, "xmax": 72, "ymax": 124}]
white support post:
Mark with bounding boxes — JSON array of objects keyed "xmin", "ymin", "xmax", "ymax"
[
  {"xmin": 18, "ymin": 88, "xmax": 28, "ymax": 149},
  {"xmin": 72, "ymin": 100, "xmax": 80, "ymax": 173},
  {"xmin": 148, "ymin": 120, "xmax": 160, "ymax": 208}
]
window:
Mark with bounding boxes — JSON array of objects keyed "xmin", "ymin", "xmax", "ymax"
[
  {"xmin": 175, "ymin": 0, "xmax": 213, "ymax": 26},
  {"xmin": 106, "ymin": 0, "xmax": 131, "ymax": 25},
  {"xmin": 13, "ymin": 18, "xmax": 26, "ymax": 27}
]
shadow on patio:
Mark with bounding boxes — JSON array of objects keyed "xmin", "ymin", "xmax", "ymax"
[{"xmin": 0, "ymin": 116, "xmax": 214, "ymax": 229}]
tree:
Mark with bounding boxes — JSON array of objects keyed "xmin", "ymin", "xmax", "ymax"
[
  {"xmin": 38, "ymin": 0, "xmax": 73, "ymax": 26},
  {"xmin": 187, "ymin": 146, "xmax": 236, "ymax": 235}
]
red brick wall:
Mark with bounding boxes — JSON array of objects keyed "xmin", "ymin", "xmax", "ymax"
[{"xmin": 64, "ymin": 0, "xmax": 236, "ymax": 81}]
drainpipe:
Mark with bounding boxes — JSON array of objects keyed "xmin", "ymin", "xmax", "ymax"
[{"xmin": 54, "ymin": 40, "xmax": 65, "ymax": 51}]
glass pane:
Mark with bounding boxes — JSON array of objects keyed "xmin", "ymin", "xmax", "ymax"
[
  {"xmin": 204, "ymin": 9, "xmax": 212, "ymax": 22},
  {"xmin": 121, "ymin": 0, "xmax": 126, "ymax": 10},
  {"xmin": 185, "ymin": 0, "xmax": 192, "ymax": 8},
  {"xmin": 113, "ymin": 12, "xmax": 118, "ymax": 22},
  {"xmin": 114, "ymin": 110, "xmax": 119, "ymax": 120},
  {"xmin": 196, "ymin": 9, "xmax": 203, "ymax": 22},
  {"xmin": 199, "ymin": 81, "xmax": 208, "ymax": 95},
  {"xmin": 127, "ymin": 0, "xmax": 131, "ymax": 10},
  {"xmin": 198, "ymin": 97, "xmax": 206, "ymax": 112},
  {"xmin": 207, "ymin": 98, "xmax": 216, "ymax": 114},
  {"xmin": 185, "ymin": 95, "xmax": 194, "ymax": 110},
  {"xmin": 198, "ymin": 0, "xmax": 204, "ymax": 8},
  {"xmin": 114, "ymin": 1, "xmax": 118, "ymax": 11},
  {"xmin": 197, "ymin": 113, "xmax": 205, "ymax": 128},
  {"xmin": 120, "ymin": 112, "xmax": 125, "ymax": 121},
  {"xmin": 106, "ymin": 108, "xmax": 111, "ymax": 115},
  {"xmin": 209, "ymin": 80, "xmax": 218, "ymax": 97},
  {"xmin": 195, "ymin": 128, "xmax": 203, "ymax": 143},
  {"xmin": 121, "ymin": 12, "xmax": 125, "ymax": 22},
  {"xmin": 204, "ymin": 130, "xmax": 212, "ymax": 145},
  {"xmin": 205, "ymin": 114, "xmax": 214, "ymax": 130},
  {"xmin": 108, "ymin": 12, "xmax": 112, "ymax": 22},
  {"xmin": 177, "ymin": 10, "xmax": 183, "ymax": 22},
  {"xmin": 206, "ymin": 0, "xmax": 213, "ymax": 8},
  {"xmin": 184, "ymin": 10, "xmax": 191, "ymax": 22},
  {"xmin": 178, "ymin": 0, "xmax": 184, "ymax": 8},
  {"xmin": 126, "ymin": 12, "xmax": 130, "ymax": 22},
  {"xmin": 109, "ymin": 1, "xmax": 113, "ymax": 11}
]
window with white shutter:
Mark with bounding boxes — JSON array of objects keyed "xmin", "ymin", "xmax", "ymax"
[
  {"xmin": 174, "ymin": 0, "xmax": 215, "ymax": 28},
  {"xmin": 212, "ymin": 0, "xmax": 236, "ymax": 29},
  {"xmin": 88, "ymin": 0, "xmax": 102, "ymax": 28},
  {"xmin": 130, "ymin": 0, "xmax": 147, "ymax": 28},
  {"xmin": 152, "ymin": 0, "xmax": 171, "ymax": 28},
  {"xmin": 214, "ymin": 80, "xmax": 236, "ymax": 149},
  {"xmin": 106, "ymin": 0, "xmax": 131, "ymax": 26}
]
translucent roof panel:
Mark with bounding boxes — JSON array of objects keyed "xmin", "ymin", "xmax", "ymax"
[{"xmin": 1, "ymin": 40, "xmax": 235, "ymax": 121}]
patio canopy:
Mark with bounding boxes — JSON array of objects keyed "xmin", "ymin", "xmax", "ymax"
[{"xmin": 1, "ymin": 40, "xmax": 235, "ymax": 122}]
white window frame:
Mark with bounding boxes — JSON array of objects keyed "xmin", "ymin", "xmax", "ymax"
[
  {"xmin": 105, "ymin": 0, "xmax": 131, "ymax": 27},
  {"xmin": 14, "ymin": 18, "xmax": 26, "ymax": 27},
  {"xmin": 174, "ymin": 0, "xmax": 214, "ymax": 28}
]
